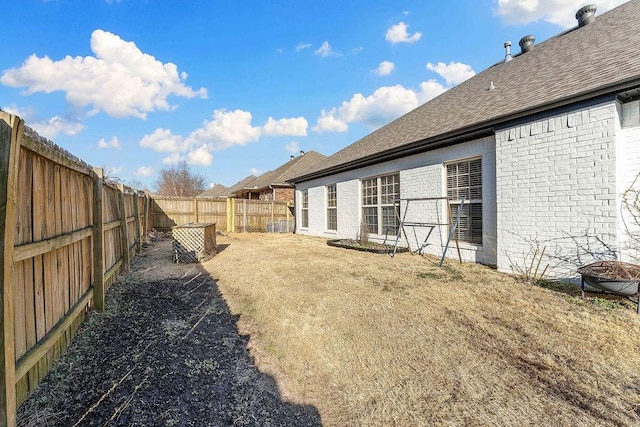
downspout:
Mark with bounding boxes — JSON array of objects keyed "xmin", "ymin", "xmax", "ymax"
[{"xmin": 269, "ymin": 184, "xmax": 275, "ymax": 201}]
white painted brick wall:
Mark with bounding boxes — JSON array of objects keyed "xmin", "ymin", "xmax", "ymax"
[
  {"xmin": 297, "ymin": 97, "xmax": 638, "ymax": 279},
  {"xmin": 496, "ymin": 100, "xmax": 619, "ymax": 279},
  {"xmin": 617, "ymin": 100, "xmax": 640, "ymax": 263},
  {"xmin": 295, "ymin": 135, "xmax": 497, "ymax": 265}
]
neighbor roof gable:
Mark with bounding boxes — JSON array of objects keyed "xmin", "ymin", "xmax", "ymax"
[
  {"xmin": 225, "ymin": 175, "xmax": 258, "ymax": 197},
  {"xmin": 244, "ymin": 151, "xmax": 327, "ymax": 191},
  {"xmin": 196, "ymin": 183, "xmax": 229, "ymax": 199}
]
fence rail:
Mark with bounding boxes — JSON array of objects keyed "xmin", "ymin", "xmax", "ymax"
[
  {"xmin": 0, "ymin": 113, "xmax": 151, "ymax": 427},
  {"xmin": 151, "ymin": 196, "xmax": 293, "ymax": 233}
]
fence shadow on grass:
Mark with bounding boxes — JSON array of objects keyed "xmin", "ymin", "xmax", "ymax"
[{"xmin": 17, "ymin": 237, "xmax": 322, "ymax": 427}]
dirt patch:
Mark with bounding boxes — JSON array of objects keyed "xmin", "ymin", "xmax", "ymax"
[{"xmin": 17, "ymin": 234, "xmax": 321, "ymax": 427}]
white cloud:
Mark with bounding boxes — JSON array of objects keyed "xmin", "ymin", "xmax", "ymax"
[
  {"xmin": 186, "ymin": 109, "xmax": 262, "ymax": 150},
  {"xmin": 385, "ymin": 22, "xmax": 422, "ymax": 44},
  {"xmin": 139, "ymin": 128, "xmax": 185, "ymax": 152},
  {"xmin": 313, "ymin": 60, "xmax": 474, "ymax": 133},
  {"xmin": 1, "ymin": 104, "xmax": 35, "ymax": 121},
  {"xmin": 338, "ymin": 85, "xmax": 420, "ymax": 125},
  {"xmin": 185, "ymin": 145, "xmax": 213, "ymax": 166},
  {"xmin": 296, "ymin": 43, "xmax": 312, "ymax": 52},
  {"xmin": 495, "ymin": 0, "xmax": 627, "ymax": 28},
  {"xmin": 374, "ymin": 60, "xmax": 395, "ymax": 76},
  {"xmin": 285, "ymin": 141, "xmax": 300, "ymax": 154},
  {"xmin": 162, "ymin": 153, "xmax": 182, "ymax": 165},
  {"xmin": 135, "ymin": 166, "xmax": 154, "ymax": 177},
  {"xmin": 262, "ymin": 116, "xmax": 308, "ymax": 136},
  {"xmin": 105, "ymin": 165, "xmax": 123, "ymax": 178},
  {"xmin": 0, "ymin": 29, "xmax": 207, "ymax": 119},
  {"xmin": 141, "ymin": 109, "xmax": 264, "ymax": 170},
  {"xmin": 426, "ymin": 62, "xmax": 476, "ymax": 85},
  {"xmin": 417, "ymin": 79, "xmax": 448, "ymax": 103},
  {"xmin": 31, "ymin": 116, "xmax": 85, "ymax": 139},
  {"xmin": 315, "ymin": 41, "xmax": 338, "ymax": 57},
  {"xmin": 97, "ymin": 136, "xmax": 120, "ymax": 149},
  {"xmin": 249, "ymin": 167, "xmax": 261, "ymax": 175},
  {"xmin": 313, "ymin": 81, "xmax": 447, "ymax": 133},
  {"xmin": 312, "ymin": 108, "xmax": 349, "ymax": 133},
  {"xmin": 351, "ymin": 46, "xmax": 364, "ymax": 55}
]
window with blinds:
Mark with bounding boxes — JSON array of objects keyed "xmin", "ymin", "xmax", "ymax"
[{"xmin": 446, "ymin": 158, "xmax": 482, "ymax": 245}]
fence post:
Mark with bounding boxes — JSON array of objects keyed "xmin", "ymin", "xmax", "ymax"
[
  {"xmin": 145, "ymin": 196, "xmax": 151, "ymax": 232},
  {"xmin": 133, "ymin": 191, "xmax": 141, "ymax": 252},
  {"xmin": 243, "ymin": 199, "xmax": 247, "ymax": 232},
  {"xmin": 226, "ymin": 198, "xmax": 233, "ymax": 233},
  {"xmin": 0, "ymin": 113, "xmax": 23, "ymax": 427},
  {"xmin": 194, "ymin": 198, "xmax": 199, "ymax": 223},
  {"xmin": 118, "ymin": 184, "xmax": 130, "ymax": 271},
  {"xmin": 92, "ymin": 168, "xmax": 105, "ymax": 313}
]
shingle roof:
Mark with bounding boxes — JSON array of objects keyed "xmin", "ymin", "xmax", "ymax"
[
  {"xmin": 196, "ymin": 183, "xmax": 229, "ymax": 199},
  {"xmin": 237, "ymin": 151, "xmax": 326, "ymax": 192},
  {"xmin": 291, "ymin": 0, "xmax": 640, "ymax": 182},
  {"xmin": 224, "ymin": 175, "xmax": 258, "ymax": 197}
]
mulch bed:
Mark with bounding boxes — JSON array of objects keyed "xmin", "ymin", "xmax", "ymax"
[
  {"xmin": 577, "ymin": 261, "xmax": 640, "ymax": 280},
  {"xmin": 17, "ymin": 236, "xmax": 321, "ymax": 427},
  {"xmin": 327, "ymin": 239, "xmax": 408, "ymax": 254}
]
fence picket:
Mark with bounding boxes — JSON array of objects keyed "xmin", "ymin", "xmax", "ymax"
[
  {"xmin": 151, "ymin": 196, "xmax": 292, "ymax": 233},
  {"xmin": 0, "ymin": 115, "xmax": 157, "ymax": 426}
]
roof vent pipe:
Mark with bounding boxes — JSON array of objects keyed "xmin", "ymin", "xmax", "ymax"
[
  {"xmin": 299, "ymin": 150, "xmax": 305, "ymax": 155},
  {"xmin": 576, "ymin": 4, "xmax": 597, "ymax": 27},
  {"xmin": 519, "ymin": 35, "xmax": 535, "ymax": 54},
  {"xmin": 290, "ymin": 155, "xmax": 295, "ymax": 161},
  {"xmin": 504, "ymin": 41, "xmax": 512, "ymax": 62}
]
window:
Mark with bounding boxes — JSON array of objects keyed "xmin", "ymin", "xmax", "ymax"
[
  {"xmin": 326, "ymin": 184, "xmax": 337, "ymax": 231},
  {"xmin": 301, "ymin": 189, "xmax": 309, "ymax": 228},
  {"xmin": 361, "ymin": 173, "xmax": 400, "ymax": 235},
  {"xmin": 447, "ymin": 158, "xmax": 482, "ymax": 245}
]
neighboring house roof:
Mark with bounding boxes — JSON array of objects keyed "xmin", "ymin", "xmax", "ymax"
[
  {"xmin": 291, "ymin": 1, "xmax": 640, "ymax": 183},
  {"xmin": 224, "ymin": 175, "xmax": 258, "ymax": 197},
  {"xmin": 236, "ymin": 151, "xmax": 327, "ymax": 194},
  {"xmin": 196, "ymin": 183, "xmax": 228, "ymax": 199}
]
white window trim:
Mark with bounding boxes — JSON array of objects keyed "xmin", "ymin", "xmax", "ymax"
[
  {"xmin": 361, "ymin": 173, "xmax": 400, "ymax": 236},
  {"xmin": 326, "ymin": 184, "xmax": 337, "ymax": 232},
  {"xmin": 300, "ymin": 189, "xmax": 309, "ymax": 229}
]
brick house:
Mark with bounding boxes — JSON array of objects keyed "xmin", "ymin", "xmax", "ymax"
[
  {"xmin": 233, "ymin": 151, "xmax": 326, "ymax": 202},
  {"xmin": 289, "ymin": 2, "xmax": 640, "ymax": 279}
]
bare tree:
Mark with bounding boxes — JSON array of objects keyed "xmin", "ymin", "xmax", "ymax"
[
  {"xmin": 155, "ymin": 162, "xmax": 207, "ymax": 197},
  {"xmin": 128, "ymin": 178, "xmax": 144, "ymax": 190}
]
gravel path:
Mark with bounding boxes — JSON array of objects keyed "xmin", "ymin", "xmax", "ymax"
[{"xmin": 17, "ymin": 235, "xmax": 321, "ymax": 426}]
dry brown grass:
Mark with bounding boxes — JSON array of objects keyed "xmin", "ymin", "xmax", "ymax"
[{"xmin": 204, "ymin": 233, "xmax": 640, "ymax": 426}]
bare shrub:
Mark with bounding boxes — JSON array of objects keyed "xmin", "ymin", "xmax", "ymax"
[{"xmin": 358, "ymin": 221, "xmax": 370, "ymax": 246}]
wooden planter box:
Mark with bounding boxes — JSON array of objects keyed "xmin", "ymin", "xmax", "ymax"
[{"xmin": 172, "ymin": 222, "xmax": 217, "ymax": 263}]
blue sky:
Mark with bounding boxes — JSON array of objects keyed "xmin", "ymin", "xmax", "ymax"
[{"xmin": 1, "ymin": 0, "xmax": 629, "ymax": 190}]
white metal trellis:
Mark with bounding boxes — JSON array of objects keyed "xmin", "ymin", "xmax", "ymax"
[{"xmin": 391, "ymin": 196, "xmax": 465, "ymax": 267}]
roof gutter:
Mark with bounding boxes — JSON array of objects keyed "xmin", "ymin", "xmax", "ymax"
[{"xmin": 290, "ymin": 76, "xmax": 640, "ymax": 184}]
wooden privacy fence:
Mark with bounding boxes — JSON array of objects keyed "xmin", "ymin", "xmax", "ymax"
[
  {"xmin": 0, "ymin": 113, "xmax": 151, "ymax": 427},
  {"xmin": 152, "ymin": 196, "xmax": 293, "ymax": 233}
]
